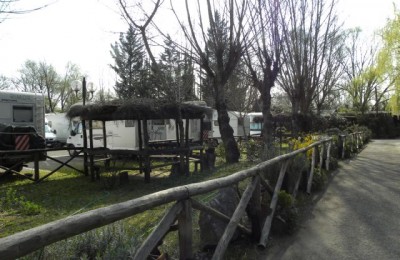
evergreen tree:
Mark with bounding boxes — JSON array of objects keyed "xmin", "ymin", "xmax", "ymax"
[
  {"xmin": 110, "ymin": 26, "xmax": 151, "ymax": 99},
  {"xmin": 159, "ymin": 36, "xmax": 196, "ymax": 102}
]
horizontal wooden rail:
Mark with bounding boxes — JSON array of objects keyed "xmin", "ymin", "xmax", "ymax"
[{"xmin": 0, "ymin": 134, "xmax": 366, "ymax": 260}]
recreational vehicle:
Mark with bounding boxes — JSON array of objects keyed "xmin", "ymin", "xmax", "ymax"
[
  {"xmin": 66, "ymin": 118, "xmax": 202, "ymax": 156},
  {"xmin": 0, "ymin": 90, "xmax": 46, "ymax": 171},
  {"xmin": 204, "ymin": 109, "xmax": 250, "ymax": 142}
]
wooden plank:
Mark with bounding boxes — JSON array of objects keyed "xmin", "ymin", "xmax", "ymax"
[
  {"xmin": 258, "ymin": 172, "xmax": 274, "ymax": 195},
  {"xmin": 306, "ymin": 147, "xmax": 316, "ymax": 194},
  {"xmin": 143, "ymin": 119, "xmax": 151, "ymax": 183},
  {"xmin": 134, "ymin": 202, "xmax": 182, "ymax": 260},
  {"xmin": 190, "ymin": 199, "xmax": 251, "ymax": 235},
  {"xmin": 292, "ymin": 152, "xmax": 306, "ymax": 199},
  {"xmin": 178, "ymin": 200, "xmax": 193, "ymax": 259},
  {"xmin": 45, "ymin": 154, "xmax": 84, "ymax": 174},
  {"xmin": 212, "ymin": 176, "xmax": 260, "ymax": 260},
  {"xmin": 258, "ymin": 160, "xmax": 289, "ymax": 248}
]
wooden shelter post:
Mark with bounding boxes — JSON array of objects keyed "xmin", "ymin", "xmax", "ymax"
[
  {"xmin": 138, "ymin": 120, "xmax": 143, "ymax": 174},
  {"xmin": 143, "ymin": 119, "xmax": 151, "ymax": 182},
  {"xmin": 88, "ymin": 120, "xmax": 95, "ymax": 181}
]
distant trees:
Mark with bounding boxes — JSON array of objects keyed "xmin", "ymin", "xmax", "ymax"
[
  {"xmin": 13, "ymin": 60, "xmax": 83, "ymax": 113},
  {"xmin": 278, "ymin": 0, "xmax": 343, "ymax": 131},
  {"xmin": 379, "ymin": 8, "xmax": 400, "ymax": 116}
]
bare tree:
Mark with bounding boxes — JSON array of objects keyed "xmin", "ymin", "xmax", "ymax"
[
  {"xmin": 278, "ymin": 0, "xmax": 342, "ymax": 132},
  {"xmin": 172, "ymin": 0, "xmax": 248, "ymax": 163},
  {"xmin": 243, "ymin": 0, "xmax": 284, "ymax": 157},
  {"xmin": 0, "ymin": 0, "xmax": 51, "ymax": 24}
]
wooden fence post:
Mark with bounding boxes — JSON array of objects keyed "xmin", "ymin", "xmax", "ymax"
[
  {"xmin": 258, "ymin": 160, "xmax": 290, "ymax": 248},
  {"xmin": 134, "ymin": 202, "xmax": 183, "ymax": 260},
  {"xmin": 178, "ymin": 199, "xmax": 193, "ymax": 259},
  {"xmin": 319, "ymin": 143, "xmax": 324, "ymax": 174},
  {"xmin": 306, "ymin": 147, "xmax": 316, "ymax": 194},
  {"xmin": 326, "ymin": 141, "xmax": 331, "ymax": 171},
  {"xmin": 212, "ymin": 176, "xmax": 260, "ymax": 260},
  {"xmin": 341, "ymin": 135, "xmax": 346, "ymax": 159}
]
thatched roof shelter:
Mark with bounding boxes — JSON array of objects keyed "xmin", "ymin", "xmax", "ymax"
[{"xmin": 66, "ymin": 99, "xmax": 212, "ymax": 121}]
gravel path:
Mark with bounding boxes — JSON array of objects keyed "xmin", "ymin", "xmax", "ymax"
[{"xmin": 264, "ymin": 139, "xmax": 400, "ymax": 260}]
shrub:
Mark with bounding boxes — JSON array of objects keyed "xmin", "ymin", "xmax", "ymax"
[{"xmin": 0, "ymin": 188, "xmax": 41, "ymax": 215}]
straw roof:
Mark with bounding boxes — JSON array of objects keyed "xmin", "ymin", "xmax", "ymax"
[{"xmin": 66, "ymin": 99, "xmax": 212, "ymax": 121}]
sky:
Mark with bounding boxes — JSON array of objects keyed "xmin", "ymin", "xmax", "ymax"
[{"xmin": 0, "ymin": 0, "xmax": 397, "ymax": 92}]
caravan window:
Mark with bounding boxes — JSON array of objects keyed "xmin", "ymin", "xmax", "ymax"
[{"xmin": 13, "ymin": 106, "xmax": 33, "ymax": 123}]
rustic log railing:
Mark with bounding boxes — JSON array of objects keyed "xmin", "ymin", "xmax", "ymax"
[{"xmin": 0, "ymin": 132, "xmax": 366, "ymax": 260}]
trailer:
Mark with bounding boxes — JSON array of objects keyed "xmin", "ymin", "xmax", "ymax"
[
  {"xmin": 203, "ymin": 109, "xmax": 250, "ymax": 143},
  {"xmin": 0, "ymin": 90, "xmax": 46, "ymax": 172}
]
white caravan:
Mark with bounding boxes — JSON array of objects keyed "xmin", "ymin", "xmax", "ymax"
[
  {"xmin": 45, "ymin": 113, "xmax": 70, "ymax": 146},
  {"xmin": 205, "ymin": 110, "xmax": 250, "ymax": 141},
  {"xmin": 0, "ymin": 90, "xmax": 45, "ymax": 137},
  {"xmin": 66, "ymin": 118, "xmax": 202, "ymax": 155}
]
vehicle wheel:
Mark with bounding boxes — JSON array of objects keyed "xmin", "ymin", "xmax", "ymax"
[{"xmin": 68, "ymin": 144, "xmax": 78, "ymax": 156}]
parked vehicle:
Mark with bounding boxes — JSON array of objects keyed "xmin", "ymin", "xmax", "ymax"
[
  {"xmin": 66, "ymin": 118, "xmax": 203, "ymax": 156},
  {"xmin": 44, "ymin": 119, "xmax": 58, "ymax": 147},
  {"xmin": 203, "ymin": 109, "xmax": 250, "ymax": 144},
  {"xmin": 247, "ymin": 112, "xmax": 263, "ymax": 136},
  {"xmin": 45, "ymin": 113, "xmax": 70, "ymax": 147},
  {"xmin": 0, "ymin": 90, "xmax": 46, "ymax": 172}
]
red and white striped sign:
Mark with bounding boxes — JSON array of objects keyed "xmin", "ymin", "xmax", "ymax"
[
  {"xmin": 202, "ymin": 130, "xmax": 209, "ymax": 140},
  {"xmin": 15, "ymin": 135, "xmax": 30, "ymax": 150}
]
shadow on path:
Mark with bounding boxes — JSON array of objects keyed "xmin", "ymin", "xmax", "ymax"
[{"xmin": 264, "ymin": 139, "xmax": 400, "ymax": 260}]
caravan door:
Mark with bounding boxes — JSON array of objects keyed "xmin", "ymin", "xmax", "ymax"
[{"xmin": 148, "ymin": 119, "xmax": 167, "ymax": 141}]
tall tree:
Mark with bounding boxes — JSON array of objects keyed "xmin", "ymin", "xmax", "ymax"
[
  {"xmin": 379, "ymin": 8, "xmax": 400, "ymax": 116},
  {"xmin": 110, "ymin": 26, "xmax": 151, "ymax": 99},
  {"xmin": 244, "ymin": 0, "xmax": 284, "ymax": 157},
  {"xmin": 172, "ymin": 0, "xmax": 248, "ymax": 163},
  {"xmin": 340, "ymin": 28, "xmax": 386, "ymax": 114},
  {"xmin": 278, "ymin": 0, "xmax": 343, "ymax": 132},
  {"xmin": 58, "ymin": 62, "xmax": 82, "ymax": 112},
  {"xmin": 159, "ymin": 35, "xmax": 196, "ymax": 102}
]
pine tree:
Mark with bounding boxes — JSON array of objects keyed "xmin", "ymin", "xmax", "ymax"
[{"xmin": 110, "ymin": 26, "xmax": 152, "ymax": 99}]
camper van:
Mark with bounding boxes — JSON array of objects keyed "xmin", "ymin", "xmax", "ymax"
[
  {"xmin": 66, "ymin": 118, "xmax": 202, "ymax": 156},
  {"xmin": 0, "ymin": 91, "xmax": 45, "ymax": 136},
  {"xmin": 204, "ymin": 109, "xmax": 250, "ymax": 142},
  {"xmin": 45, "ymin": 113, "xmax": 70, "ymax": 146},
  {"xmin": 0, "ymin": 90, "xmax": 46, "ymax": 171}
]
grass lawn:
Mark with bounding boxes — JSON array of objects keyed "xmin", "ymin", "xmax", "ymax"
[{"xmin": 0, "ymin": 158, "xmax": 258, "ymax": 239}]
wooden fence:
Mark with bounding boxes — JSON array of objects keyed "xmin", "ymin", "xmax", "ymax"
[{"xmin": 0, "ymin": 132, "xmax": 366, "ymax": 260}]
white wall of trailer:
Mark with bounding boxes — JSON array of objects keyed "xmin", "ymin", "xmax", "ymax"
[
  {"xmin": 0, "ymin": 91, "xmax": 45, "ymax": 137},
  {"xmin": 66, "ymin": 118, "xmax": 202, "ymax": 152},
  {"xmin": 208, "ymin": 110, "xmax": 250, "ymax": 139}
]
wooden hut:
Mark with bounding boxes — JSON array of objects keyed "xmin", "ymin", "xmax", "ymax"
[{"xmin": 66, "ymin": 99, "xmax": 211, "ymax": 182}]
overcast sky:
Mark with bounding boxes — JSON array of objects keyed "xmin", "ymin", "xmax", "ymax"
[{"xmin": 0, "ymin": 0, "xmax": 397, "ymax": 91}]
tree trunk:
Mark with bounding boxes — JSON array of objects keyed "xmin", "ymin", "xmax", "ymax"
[
  {"xmin": 261, "ymin": 89, "xmax": 275, "ymax": 160},
  {"xmin": 215, "ymin": 89, "xmax": 240, "ymax": 163}
]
